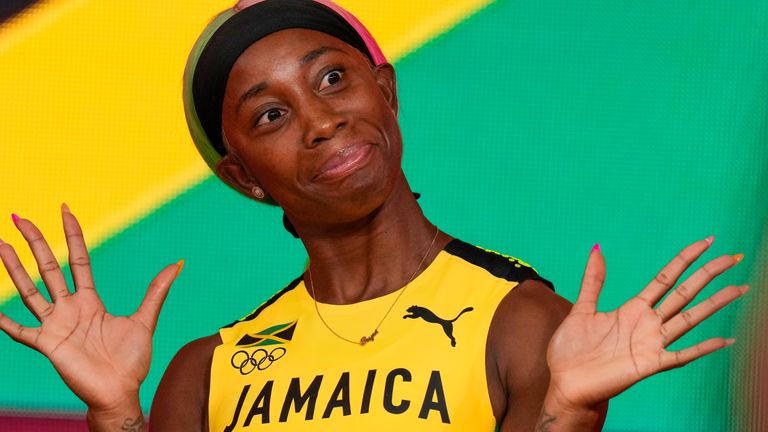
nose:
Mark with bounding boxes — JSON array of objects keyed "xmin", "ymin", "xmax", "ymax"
[{"xmin": 301, "ymin": 96, "xmax": 346, "ymax": 147}]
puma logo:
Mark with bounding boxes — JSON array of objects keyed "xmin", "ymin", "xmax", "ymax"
[{"xmin": 403, "ymin": 305, "xmax": 474, "ymax": 347}]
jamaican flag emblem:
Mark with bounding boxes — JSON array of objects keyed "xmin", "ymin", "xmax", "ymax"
[
  {"xmin": 235, "ymin": 320, "xmax": 298, "ymax": 347},
  {"xmin": 231, "ymin": 321, "xmax": 297, "ymax": 374}
]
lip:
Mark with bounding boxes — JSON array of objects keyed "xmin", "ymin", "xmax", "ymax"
[{"xmin": 314, "ymin": 142, "xmax": 374, "ymax": 182}]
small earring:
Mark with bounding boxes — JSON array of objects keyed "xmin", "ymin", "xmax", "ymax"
[{"xmin": 251, "ymin": 186, "xmax": 265, "ymax": 199}]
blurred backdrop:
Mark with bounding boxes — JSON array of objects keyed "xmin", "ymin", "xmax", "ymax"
[{"xmin": 0, "ymin": 0, "xmax": 766, "ymax": 430}]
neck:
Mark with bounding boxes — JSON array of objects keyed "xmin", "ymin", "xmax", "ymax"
[{"xmin": 295, "ymin": 180, "xmax": 451, "ymax": 304}]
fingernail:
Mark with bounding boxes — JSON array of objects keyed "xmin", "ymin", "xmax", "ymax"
[
  {"xmin": 61, "ymin": 203, "xmax": 71, "ymax": 213},
  {"xmin": 11, "ymin": 214, "xmax": 19, "ymax": 224},
  {"xmin": 733, "ymin": 253, "xmax": 744, "ymax": 263},
  {"xmin": 725, "ymin": 338, "xmax": 736, "ymax": 346},
  {"xmin": 175, "ymin": 259, "xmax": 185, "ymax": 277},
  {"xmin": 591, "ymin": 243, "xmax": 601, "ymax": 253},
  {"xmin": 704, "ymin": 235, "xmax": 715, "ymax": 245},
  {"xmin": 740, "ymin": 285, "xmax": 750, "ymax": 294}
]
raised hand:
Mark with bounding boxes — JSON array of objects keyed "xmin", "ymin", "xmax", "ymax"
[
  {"xmin": 0, "ymin": 205, "xmax": 181, "ymax": 418},
  {"xmin": 546, "ymin": 239, "xmax": 747, "ymax": 412}
]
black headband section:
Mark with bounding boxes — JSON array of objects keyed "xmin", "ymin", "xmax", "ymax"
[{"xmin": 192, "ymin": 0, "xmax": 375, "ymax": 156}]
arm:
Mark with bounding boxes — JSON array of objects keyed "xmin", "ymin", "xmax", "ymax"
[
  {"xmin": 150, "ymin": 334, "xmax": 221, "ymax": 431},
  {"xmin": 488, "ymin": 279, "xmax": 608, "ymax": 431}
]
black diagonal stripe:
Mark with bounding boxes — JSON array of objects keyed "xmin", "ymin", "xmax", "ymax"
[
  {"xmin": 222, "ymin": 276, "xmax": 303, "ymax": 329},
  {"xmin": 0, "ymin": 0, "xmax": 41, "ymax": 25},
  {"xmin": 274, "ymin": 321, "xmax": 297, "ymax": 341},
  {"xmin": 235, "ymin": 334, "xmax": 265, "ymax": 346},
  {"xmin": 444, "ymin": 238, "xmax": 555, "ymax": 290}
]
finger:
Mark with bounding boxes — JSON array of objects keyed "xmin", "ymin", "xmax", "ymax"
[
  {"xmin": 655, "ymin": 254, "xmax": 741, "ymax": 321},
  {"xmin": 133, "ymin": 260, "xmax": 183, "ymax": 333},
  {"xmin": 0, "ymin": 311, "xmax": 41, "ymax": 349},
  {"xmin": 658, "ymin": 337, "xmax": 734, "ymax": 371},
  {"xmin": 13, "ymin": 215, "xmax": 70, "ymax": 301},
  {"xmin": 573, "ymin": 244, "xmax": 605, "ymax": 314},
  {"xmin": 661, "ymin": 284, "xmax": 748, "ymax": 346},
  {"xmin": 0, "ymin": 240, "xmax": 54, "ymax": 321},
  {"xmin": 636, "ymin": 237, "xmax": 712, "ymax": 307},
  {"xmin": 61, "ymin": 204, "xmax": 98, "ymax": 297}
]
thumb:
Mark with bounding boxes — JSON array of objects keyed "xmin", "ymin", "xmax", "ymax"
[
  {"xmin": 133, "ymin": 260, "xmax": 183, "ymax": 332},
  {"xmin": 574, "ymin": 244, "xmax": 606, "ymax": 314}
]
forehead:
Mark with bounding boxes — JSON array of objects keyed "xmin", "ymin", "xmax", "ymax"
[{"xmin": 230, "ymin": 28, "xmax": 368, "ymax": 75}]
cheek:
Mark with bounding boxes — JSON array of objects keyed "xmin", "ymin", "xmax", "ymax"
[
  {"xmin": 348, "ymin": 90, "xmax": 400, "ymax": 145},
  {"xmin": 246, "ymin": 147, "xmax": 296, "ymax": 188},
  {"xmin": 378, "ymin": 106, "xmax": 403, "ymax": 159},
  {"xmin": 223, "ymin": 129, "xmax": 298, "ymax": 192}
]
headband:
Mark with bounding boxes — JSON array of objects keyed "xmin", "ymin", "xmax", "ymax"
[{"xmin": 183, "ymin": 0, "xmax": 387, "ymax": 173}]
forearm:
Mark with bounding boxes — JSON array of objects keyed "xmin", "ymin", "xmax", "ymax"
[{"xmin": 86, "ymin": 395, "xmax": 146, "ymax": 432}]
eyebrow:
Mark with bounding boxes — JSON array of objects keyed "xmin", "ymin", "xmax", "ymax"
[
  {"xmin": 236, "ymin": 81, "xmax": 267, "ymax": 113},
  {"xmin": 300, "ymin": 46, "xmax": 342, "ymax": 65}
]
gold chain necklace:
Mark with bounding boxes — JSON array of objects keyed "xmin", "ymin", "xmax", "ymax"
[{"xmin": 307, "ymin": 225, "xmax": 440, "ymax": 346}]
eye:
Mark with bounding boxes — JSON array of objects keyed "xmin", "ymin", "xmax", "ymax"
[
  {"xmin": 255, "ymin": 108, "xmax": 285, "ymax": 126},
  {"xmin": 319, "ymin": 69, "xmax": 344, "ymax": 90}
]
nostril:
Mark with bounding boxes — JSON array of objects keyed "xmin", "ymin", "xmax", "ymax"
[{"xmin": 308, "ymin": 119, "xmax": 346, "ymax": 147}]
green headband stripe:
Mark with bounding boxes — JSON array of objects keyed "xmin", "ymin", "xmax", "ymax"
[{"xmin": 182, "ymin": 9, "xmax": 236, "ymax": 172}]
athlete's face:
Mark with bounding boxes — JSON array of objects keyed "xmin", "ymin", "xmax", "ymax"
[{"xmin": 219, "ymin": 29, "xmax": 402, "ymax": 228}]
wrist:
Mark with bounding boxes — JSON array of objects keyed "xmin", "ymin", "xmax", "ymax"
[
  {"xmin": 538, "ymin": 386, "xmax": 603, "ymax": 431},
  {"xmin": 86, "ymin": 393, "xmax": 145, "ymax": 431}
]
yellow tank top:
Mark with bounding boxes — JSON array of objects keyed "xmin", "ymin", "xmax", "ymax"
[{"xmin": 208, "ymin": 239, "xmax": 551, "ymax": 431}]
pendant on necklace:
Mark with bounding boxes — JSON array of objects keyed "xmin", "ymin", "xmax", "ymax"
[{"xmin": 360, "ymin": 329, "xmax": 379, "ymax": 345}]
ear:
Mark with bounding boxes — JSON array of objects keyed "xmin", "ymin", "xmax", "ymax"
[
  {"xmin": 374, "ymin": 63, "xmax": 398, "ymax": 115},
  {"xmin": 214, "ymin": 154, "xmax": 268, "ymax": 202}
]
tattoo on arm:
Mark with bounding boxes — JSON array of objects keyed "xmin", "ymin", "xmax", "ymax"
[
  {"xmin": 121, "ymin": 416, "xmax": 145, "ymax": 432},
  {"xmin": 535, "ymin": 411, "xmax": 556, "ymax": 432}
]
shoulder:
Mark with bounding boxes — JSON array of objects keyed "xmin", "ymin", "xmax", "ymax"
[
  {"xmin": 150, "ymin": 333, "xmax": 222, "ymax": 431},
  {"xmin": 149, "ymin": 277, "xmax": 304, "ymax": 429},
  {"xmin": 489, "ymin": 279, "xmax": 571, "ymax": 359},
  {"xmin": 487, "ymin": 279, "xmax": 573, "ymax": 428},
  {"xmin": 165, "ymin": 333, "xmax": 222, "ymax": 369}
]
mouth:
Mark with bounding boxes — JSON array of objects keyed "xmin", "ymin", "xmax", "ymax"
[{"xmin": 313, "ymin": 142, "xmax": 374, "ymax": 182}]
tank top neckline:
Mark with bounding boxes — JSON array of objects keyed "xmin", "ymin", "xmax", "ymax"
[{"xmin": 295, "ymin": 239, "xmax": 458, "ymax": 310}]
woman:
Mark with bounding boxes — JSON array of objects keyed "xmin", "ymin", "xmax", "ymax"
[{"xmin": 0, "ymin": 0, "xmax": 747, "ymax": 430}]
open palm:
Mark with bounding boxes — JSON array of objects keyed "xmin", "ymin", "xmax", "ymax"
[
  {"xmin": 0, "ymin": 206, "xmax": 180, "ymax": 412},
  {"xmin": 547, "ymin": 241, "xmax": 747, "ymax": 410}
]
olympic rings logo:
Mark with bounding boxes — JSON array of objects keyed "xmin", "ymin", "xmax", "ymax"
[{"xmin": 231, "ymin": 347, "xmax": 287, "ymax": 375}]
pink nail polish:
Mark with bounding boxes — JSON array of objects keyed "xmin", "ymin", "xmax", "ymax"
[
  {"xmin": 704, "ymin": 235, "xmax": 715, "ymax": 245},
  {"xmin": 591, "ymin": 243, "xmax": 601, "ymax": 253},
  {"xmin": 11, "ymin": 214, "xmax": 20, "ymax": 224}
]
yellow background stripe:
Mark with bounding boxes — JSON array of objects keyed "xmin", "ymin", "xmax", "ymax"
[{"xmin": 0, "ymin": 0, "xmax": 493, "ymax": 303}]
